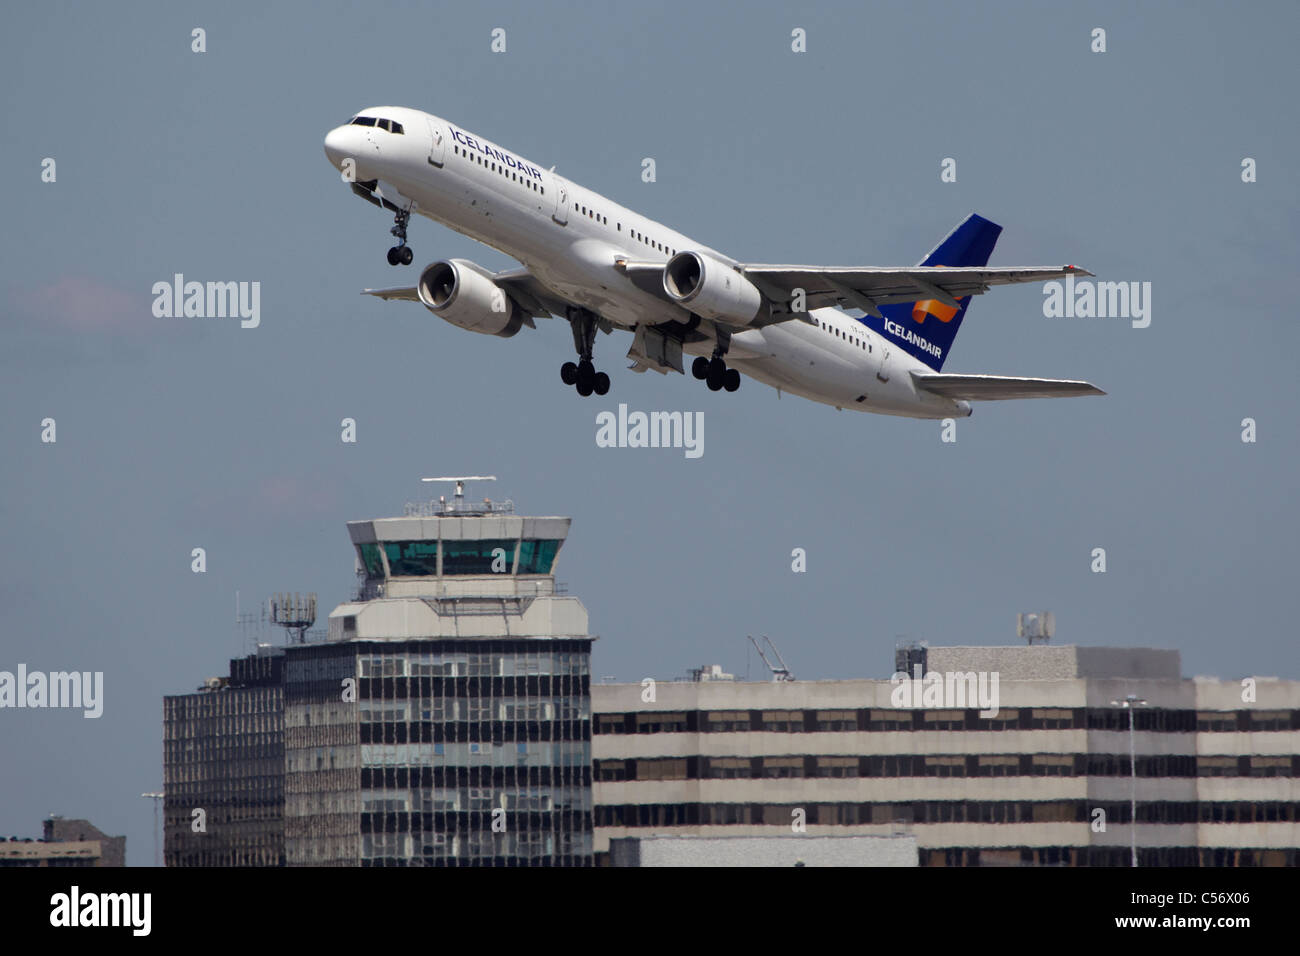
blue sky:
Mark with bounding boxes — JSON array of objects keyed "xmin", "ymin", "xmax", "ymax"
[{"xmin": 1, "ymin": 1, "xmax": 1296, "ymax": 863}]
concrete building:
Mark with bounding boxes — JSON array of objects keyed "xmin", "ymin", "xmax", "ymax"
[
  {"xmin": 591, "ymin": 645, "xmax": 1300, "ymax": 866},
  {"xmin": 163, "ymin": 648, "xmax": 285, "ymax": 867},
  {"xmin": 610, "ymin": 834, "xmax": 917, "ymax": 867},
  {"xmin": 282, "ymin": 489, "xmax": 595, "ymax": 866},
  {"xmin": 0, "ymin": 817, "xmax": 125, "ymax": 867}
]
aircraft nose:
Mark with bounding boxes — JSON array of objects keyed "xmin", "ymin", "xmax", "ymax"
[{"xmin": 323, "ymin": 126, "xmax": 349, "ymax": 168}]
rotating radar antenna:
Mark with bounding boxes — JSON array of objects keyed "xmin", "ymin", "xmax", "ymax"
[{"xmin": 421, "ymin": 475, "xmax": 497, "ymax": 499}]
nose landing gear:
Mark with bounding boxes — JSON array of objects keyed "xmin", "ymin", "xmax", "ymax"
[{"xmin": 386, "ymin": 208, "xmax": 414, "ymax": 266}]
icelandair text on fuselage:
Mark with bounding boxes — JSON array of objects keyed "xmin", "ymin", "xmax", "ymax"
[
  {"xmin": 883, "ymin": 319, "xmax": 943, "ymax": 361},
  {"xmin": 0, "ymin": 664, "xmax": 102, "ymax": 718},
  {"xmin": 448, "ymin": 126, "xmax": 543, "ymax": 181},
  {"xmin": 596, "ymin": 404, "xmax": 703, "ymax": 459}
]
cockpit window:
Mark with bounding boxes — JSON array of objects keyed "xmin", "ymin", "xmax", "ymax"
[{"xmin": 351, "ymin": 115, "xmax": 403, "ymax": 134}]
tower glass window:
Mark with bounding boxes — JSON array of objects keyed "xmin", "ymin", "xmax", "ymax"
[
  {"xmin": 518, "ymin": 539, "xmax": 561, "ymax": 574},
  {"xmin": 383, "ymin": 540, "xmax": 439, "ymax": 576},
  {"xmin": 442, "ymin": 539, "xmax": 518, "ymax": 575}
]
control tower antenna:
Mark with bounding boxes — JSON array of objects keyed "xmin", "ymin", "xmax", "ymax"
[
  {"xmin": 421, "ymin": 475, "xmax": 497, "ymax": 500},
  {"xmin": 270, "ymin": 592, "xmax": 317, "ymax": 644},
  {"xmin": 748, "ymin": 634, "xmax": 794, "ymax": 682}
]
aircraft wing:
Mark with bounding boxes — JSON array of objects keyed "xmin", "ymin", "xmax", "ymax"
[
  {"xmin": 738, "ymin": 264, "xmax": 1092, "ymax": 315},
  {"xmin": 362, "ymin": 267, "xmax": 567, "ymax": 321},
  {"xmin": 911, "ymin": 372, "xmax": 1105, "ymax": 401},
  {"xmin": 363, "ymin": 286, "xmax": 421, "ymax": 302}
]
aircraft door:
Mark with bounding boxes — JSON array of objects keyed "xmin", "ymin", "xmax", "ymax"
[
  {"xmin": 426, "ymin": 118, "xmax": 446, "ymax": 167},
  {"xmin": 551, "ymin": 177, "xmax": 568, "ymax": 225}
]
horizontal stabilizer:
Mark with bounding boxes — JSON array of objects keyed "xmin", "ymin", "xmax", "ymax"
[{"xmin": 912, "ymin": 372, "xmax": 1105, "ymax": 401}]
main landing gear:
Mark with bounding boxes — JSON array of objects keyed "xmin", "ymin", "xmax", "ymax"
[
  {"xmin": 561, "ymin": 307, "xmax": 610, "ymax": 397},
  {"xmin": 692, "ymin": 354, "xmax": 741, "ymax": 392},
  {"xmin": 386, "ymin": 208, "xmax": 414, "ymax": 266}
]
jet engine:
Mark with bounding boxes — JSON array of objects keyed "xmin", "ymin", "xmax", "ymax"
[
  {"xmin": 662, "ymin": 250, "xmax": 764, "ymax": 325},
  {"xmin": 417, "ymin": 259, "xmax": 524, "ymax": 337}
]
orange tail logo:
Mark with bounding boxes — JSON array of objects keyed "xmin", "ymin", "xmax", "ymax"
[
  {"xmin": 911, "ymin": 265, "xmax": 964, "ymax": 323},
  {"xmin": 912, "ymin": 298, "xmax": 963, "ymax": 323}
]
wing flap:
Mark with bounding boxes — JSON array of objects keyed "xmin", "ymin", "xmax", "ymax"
[{"xmin": 912, "ymin": 372, "xmax": 1105, "ymax": 401}]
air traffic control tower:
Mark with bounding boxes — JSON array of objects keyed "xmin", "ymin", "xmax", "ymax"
[{"xmin": 282, "ymin": 479, "xmax": 596, "ymax": 866}]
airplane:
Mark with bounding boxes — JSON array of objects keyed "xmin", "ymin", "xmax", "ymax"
[{"xmin": 322, "ymin": 107, "xmax": 1103, "ymax": 419}]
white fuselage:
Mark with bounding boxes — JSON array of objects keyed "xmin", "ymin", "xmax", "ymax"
[{"xmin": 324, "ymin": 107, "xmax": 970, "ymax": 418}]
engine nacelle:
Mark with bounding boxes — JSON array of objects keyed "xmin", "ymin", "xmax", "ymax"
[
  {"xmin": 417, "ymin": 259, "xmax": 524, "ymax": 337},
  {"xmin": 663, "ymin": 251, "xmax": 764, "ymax": 325}
]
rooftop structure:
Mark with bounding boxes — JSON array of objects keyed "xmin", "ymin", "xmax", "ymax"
[{"xmin": 0, "ymin": 818, "xmax": 125, "ymax": 868}]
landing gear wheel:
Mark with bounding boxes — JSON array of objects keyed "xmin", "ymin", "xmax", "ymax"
[
  {"xmin": 386, "ymin": 246, "xmax": 401, "ymax": 266},
  {"xmin": 723, "ymin": 368, "xmax": 741, "ymax": 392},
  {"xmin": 706, "ymin": 368, "xmax": 725, "ymax": 391},
  {"xmin": 709, "ymin": 356, "xmax": 726, "ymax": 378},
  {"xmin": 399, "ymin": 246, "xmax": 413, "ymax": 266},
  {"xmin": 692, "ymin": 356, "xmax": 710, "ymax": 380},
  {"xmin": 566, "ymin": 308, "xmax": 605, "ymax": 397}
]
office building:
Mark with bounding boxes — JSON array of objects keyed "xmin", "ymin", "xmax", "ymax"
[
  {"xmin": 163, "ymin": 648, "xmax": 285, "ymax": 866},
  {"xmin": 591, "ymin": 644, "xmax": 1299, "ymax": 866}
]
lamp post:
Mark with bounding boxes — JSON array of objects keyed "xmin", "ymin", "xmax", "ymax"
[
  {"xmin": 141, "ymin": 792, "xmax": 164, "ymax": 867},
  {"xmin": 1110, "ymin": 696, "xmax": 1148, "ymax": 867}
]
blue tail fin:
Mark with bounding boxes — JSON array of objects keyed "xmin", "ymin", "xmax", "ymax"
[{"xmin": 857, "ymin": 213, "xmax": 1002, "ymax": 371}]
